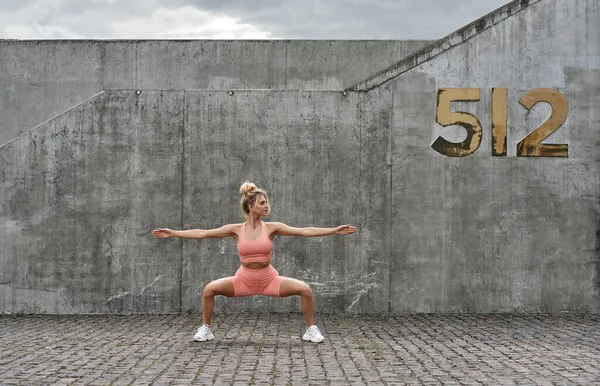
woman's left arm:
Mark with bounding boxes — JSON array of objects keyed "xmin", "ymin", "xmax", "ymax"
[{"xmin": 270, "ymin": 222, "xmax": 357, "ymax": 237}]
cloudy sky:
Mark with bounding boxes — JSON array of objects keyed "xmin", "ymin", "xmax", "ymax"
[{"xmin": 0, "ymin": 0, "xmax": 510, "ymax": 40}]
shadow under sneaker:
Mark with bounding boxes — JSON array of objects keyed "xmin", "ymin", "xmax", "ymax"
[
  {"xmin": 193, "ymin": 324, "xmax": 214, "ymax": 342},
  {"xmin": 303, "ymin": 325, "xmax": 325, "ymax": 343}
]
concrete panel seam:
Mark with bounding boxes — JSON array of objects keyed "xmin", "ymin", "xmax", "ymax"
[
  {"xmin": 284, "ymin": 41, "xmax": 288, "ymax": 90},
  {"xmin": 135, "ymin": 42, "xmax": 139, "ymax": 90},
  {"xmin": 180, "ymin": 91, "xmax": 186, "ymax": 314},
  {"xmin": 388, "ymin": 90, "xmax": 393, "ymax": 314},
  {"xmin": 107, "ymin": 88, "xmax": 349, "ymax": 92},
  {"xmin": 358, "ymin": 93, "xmax": 363, "ymax": 312},
  {"xmin": 11, "ymin": 234, "xmax": 16, "ymax": 312},
  {"xmin": 0, "ymin": 91, "xmax": 105, "ymax": 150},
  {"xmin": 345, "ymin": 0, "xmax": 543, "ymax": 92}
]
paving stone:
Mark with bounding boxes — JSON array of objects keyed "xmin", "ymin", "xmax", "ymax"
[{"xmin": 1, "ymin": 313, "xmax": 600, "ymax": 384}]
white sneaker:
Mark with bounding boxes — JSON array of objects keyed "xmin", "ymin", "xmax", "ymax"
[
  {"xmin": 303, "ymin": 325, "xmax": 325, "ymax": 343},
  {"xmin": 193, "ymin": 324, "xmax": 214, "ymax": 342}
]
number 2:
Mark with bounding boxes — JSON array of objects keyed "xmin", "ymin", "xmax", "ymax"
[{"xmin": 517, "ymin": 88, "xmax": 568, "ymax": 157}]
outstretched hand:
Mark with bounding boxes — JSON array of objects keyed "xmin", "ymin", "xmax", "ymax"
[
  {"xmin": 334, "ymin": 224, "xmax": 357, "ymax": 235},
  {"xmin": 152, "ymin": 228, "xmax": 174, "ymax": 239}
]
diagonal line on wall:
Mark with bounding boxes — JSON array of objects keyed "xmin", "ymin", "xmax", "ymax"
[
  {"xmin": 345, "ymin": 0, "xmax": 543, "ymax": 92},
  {"xmin": 0, "ymin": 91, "xmax": 105, "ymax": 150}
]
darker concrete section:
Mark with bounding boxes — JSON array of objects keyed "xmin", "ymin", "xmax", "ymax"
[
  {"xmin": 0, "ymin": 91, "xmax": 184, "ymax": 313},
  {"xmin": 356, "ymin": 88, "xmax": 393, "ymax": 313},
  {"xmin": 0, "ymin": 313, "xmax": 599, "ymax": 384},
  {"xmin": 596, "ymin": 205, "xmax": 600, "ymax": 308},
  {"xmin": 564, "ymin": 67, "xmax": 600, "ymax": 308}
]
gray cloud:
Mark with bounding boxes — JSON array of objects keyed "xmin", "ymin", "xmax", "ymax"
[
  {"xmin": 185, "ymin": 0, "xmax": 510, "ymax": 38},
  {"xmin": 0, "ymin": 0, "xmax": 39, "ymax": 11},
  {"xmin": 0, "ymin": 0, "xmax": 268, "ymax": 39},
  {"xmin": 0, "ymin": 0, "xmax": 511, "ymax": 39}
]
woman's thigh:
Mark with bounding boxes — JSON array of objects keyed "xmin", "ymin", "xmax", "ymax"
[
  {"xmin": 204, "ymin": 277, "xmax": 235, "ymax": 297},
  {"xmin": 278, "ymin": 277, "xmax": 310, "ymax": 298}
]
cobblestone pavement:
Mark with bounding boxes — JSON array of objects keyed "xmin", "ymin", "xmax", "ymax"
[{"xmin": 0, "ymin": 313, "xmax": 599, "ymax": 385}]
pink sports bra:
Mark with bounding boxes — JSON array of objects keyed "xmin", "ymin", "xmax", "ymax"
[{"xmin": 237, "ymin": 221, "xmax": 272, "ymax": 263}]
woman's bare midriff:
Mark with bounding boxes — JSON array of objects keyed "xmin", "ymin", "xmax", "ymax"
[{"xmin": 242, "ymin": 261, "xmax": 271, "ymax": 269}]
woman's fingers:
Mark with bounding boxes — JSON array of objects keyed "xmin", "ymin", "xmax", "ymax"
[
  {"xmin": 336, "ymin": 224, "xmax": 357, "ymax": 234},
  {"xmin": 152, "ymin": 228, "xmax": 171, "ymax": 238}
]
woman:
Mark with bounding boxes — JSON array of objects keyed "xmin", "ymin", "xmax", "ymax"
[{"xmin": 152, "ymin": 181, "xmax": 357, "ymax": 343}]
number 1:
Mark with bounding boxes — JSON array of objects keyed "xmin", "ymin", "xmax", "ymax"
[{"xmin": 492, "ymin": 88, "xmax": 508, "ymax": 156}]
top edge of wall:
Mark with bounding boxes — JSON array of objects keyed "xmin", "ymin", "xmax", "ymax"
[{"xmin": 346, "ymin": 0, "xmax": 543, "ymax": 92}]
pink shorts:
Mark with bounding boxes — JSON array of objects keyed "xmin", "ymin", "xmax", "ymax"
[{"xmin": 227, "ymin": 265, "xmax": 285, "ymax": 297}]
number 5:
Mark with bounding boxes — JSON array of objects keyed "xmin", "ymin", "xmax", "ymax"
[{"xmin": 432, "ymin": 88, "xmax": 482, "ymax": 157}]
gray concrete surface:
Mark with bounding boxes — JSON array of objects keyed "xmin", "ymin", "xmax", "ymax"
[
  {"xmin": 386, "ymin": 0, "xmax": 599, "ymax": 313},
  {"xmin": 0, "ymin": 40, "xmax": 431, "ymax": 146},
  {"xmin": 0, "ymin": 89, "xmax": 391, "ymax": 314},
  {"xmin": 0, "ymin": 91, "xmax": 184, "ymax": 313},
  {"xmin": 1, "ymin": 313, "xmax": 599, "ymax": 385},
  {"xmin": 348, "ymin": 0, "xmax": 544, "ymax": 92},
  {"xmin": 181, "ymin": 90, "xmax": 391, "ymax": 314},
  {"xmin": 1, "ymin": 0, "xmax": 599, "ymax": 315}
]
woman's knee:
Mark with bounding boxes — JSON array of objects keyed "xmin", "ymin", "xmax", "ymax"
[
  {"xmin": 203, "ymin": 279, "xmax": 234, "ymax": 297},
  {"xmin": 203, "ymin": 283, "xmax": 216, "ymax": 297},
  {"xmin": 300, "ymin": 283, "xmax": 313, "ymax": 298},
  {"xmin": 279, "ymin": 278, "xmax": 313, "ymax": 298}
]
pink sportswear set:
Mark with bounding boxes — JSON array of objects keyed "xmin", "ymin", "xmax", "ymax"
[{"xmin": 226, "ymin": 221, "xmax": 285, "ymax": 297}]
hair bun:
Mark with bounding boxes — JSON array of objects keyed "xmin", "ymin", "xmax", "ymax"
[{"xmin": 239, "ymin": 181, "xmax": 257, "ymax": 195}]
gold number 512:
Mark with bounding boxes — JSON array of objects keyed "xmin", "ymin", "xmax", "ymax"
[{"xmin": 432, "ymin": 88, "xmax": 568, "ymax": 157}]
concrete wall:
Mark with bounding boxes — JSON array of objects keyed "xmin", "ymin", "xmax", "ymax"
[
  {"xmin": 387, "ymin": 0, "xmax": 599, "ymax": 312},
  {"xmin": 181, "ymin": 90, "xmax": 391, "ymax": 313},
  {"xmin": 0, "ymin": 40, "xmax": 431, "ymax": 146},
  {"xmin": 0, "ymin": 91, "xmax": 184, "ymax": 313},
  {"xmin": 0, "ymin": 89, "xmax": 390, "ymax": 313},
  {"xmin": 1, "ymin": 0, "xmax": 598, "ymax": 314}
]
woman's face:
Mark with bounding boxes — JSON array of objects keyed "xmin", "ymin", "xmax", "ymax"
[{"xmin": 250, "ymin": 194, "xmax": 270, "ymax": 216}]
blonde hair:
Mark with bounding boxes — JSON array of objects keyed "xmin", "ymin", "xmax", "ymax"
[{"xmin": 239, "ymin": 181, "xmax": 270, "ymax": 218}]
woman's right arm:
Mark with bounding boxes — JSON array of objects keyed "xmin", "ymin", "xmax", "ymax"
[{"xmin": 152, "ymin": 224, "xmax": 238, "ymax": 240}]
